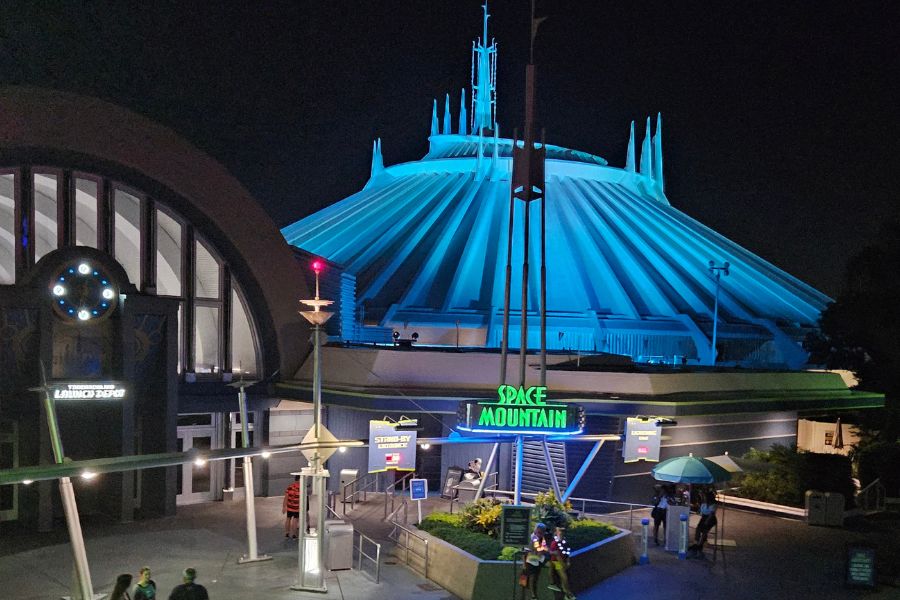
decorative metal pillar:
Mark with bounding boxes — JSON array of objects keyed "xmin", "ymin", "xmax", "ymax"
[
  {"xmin": 708, "ymin": 260, "xmax": 730, "ymax": 365},
  {"xmin": 292, "ymin": 259, "xmax": 335, "ymax": 593}
]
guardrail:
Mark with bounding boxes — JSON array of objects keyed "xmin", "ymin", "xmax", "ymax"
[
  {"xmin": 857, "ymin": 478, "xmax": 886, "ymax": 513},
  {"xmin": 447, "ymin": 472, "xmax": 499, "ymax": 513},
  {"xmin": 342, "ymin": 472, "xmax": 380, "ymax": 516},
  {"xmin": 717, "ymin": 491, "xmax": 806, "ymax": 518},
  {"xmin": 384, "ymin": 471, "xmax": 416, "ymax": 520},
  {"xmin": 389, "ymin": 521, "xmax": 429, "ymax": 579},
  {"xmin": 353, "ymin": 530, "xmax": 382, "ymax": 583}
]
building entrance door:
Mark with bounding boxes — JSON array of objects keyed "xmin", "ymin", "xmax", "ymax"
[
  {"xmin": 0, "ymin": 420, "xmax": 18, "ymax": 521},
  {"xmin": 176, "ymin": 415, "xmax": 218, "ymax": 505}
]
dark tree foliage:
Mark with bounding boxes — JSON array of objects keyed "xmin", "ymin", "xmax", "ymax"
[{"xmin": 805, "ymin": 222, "xmax": 900, "ymax": 441}]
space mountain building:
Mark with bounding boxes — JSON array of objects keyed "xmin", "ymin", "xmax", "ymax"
[{"xmin": 279, "ymin": 8, "xmax": 881, "ymax": 502}]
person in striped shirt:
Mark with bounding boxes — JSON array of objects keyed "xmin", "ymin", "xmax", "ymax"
[{"xmin": 282, "ymin": 475, "xmax": 301, "ymax": 538}]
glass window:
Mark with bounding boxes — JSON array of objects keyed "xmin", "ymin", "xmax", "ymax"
[
  {"xmin": 194, "ymin": 305, "xmax": 220, "ymax": 373},
  {"xmin": 74, "ymin": 178, "xmax": 98, "ymax": 248},
  {"xmin": 34, "ymin": 173, "xmax": 58, "ymax": 262},
  {"xmin": 195, "ymin": 239, "xmax": 220, "ymax": 299},
  {"xmin": 231, "ymin": 287, "xmax": 259, "ymax": 376},
  {"xmin": 0, "ymin": 173, "xmax": 14, "ymax": 284},
  {"xmin": 156, "ymin": 208, "xmax": 182, "ymax": 296},
  {"xmin": 114, "ymin": 189, "xmax": 142, "ymax": 286}
]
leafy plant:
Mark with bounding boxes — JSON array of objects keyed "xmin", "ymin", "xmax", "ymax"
[
  {"xmin": 419, "ymin": 511, "xmax": 463, "ymax": 530},
  {"xmin": 460, "ymin": 498, "xmax": 504, "ymax": 537},
  {"xmin": 565, "ymin": 519, "xmax": 619, "ymax": 550},
  {"xmin": 423, "ymin": 524, "xmax": 504, "ymax": 560},
  {"xmin": 497, "ymin": 546, "xmax": 522, "ymax": 561},
  {"xmin": 533, "ymin": 489, "xmax": 573, "ymax": 531}
]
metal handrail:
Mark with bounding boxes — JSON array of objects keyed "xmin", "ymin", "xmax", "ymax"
[
  {"xmin": 857, "ymin": 478, "xmax": 886, "ymax": 513},
  {"xmin": 383, "ymin": 471, "xmax": 417, "ymax": 520},
  {"xmin": 353, "ymin": 530, "xmax": 382, "ymax": 583},
  {"xmin": 449, "ymin": 472, "xmax": 499, "ymax": 513},
  {"xmin": 389, "ymin": 520, "xmax": 429, "ymax": 579},
  {"xmin": 342, "ymin": 472, "xmax": 380, "ymax": 516}
]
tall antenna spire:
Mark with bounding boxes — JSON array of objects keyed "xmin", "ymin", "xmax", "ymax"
[
  {"xmin": 625, "ymin": 120, "xmax": 636, "ymax": 172},
  {"xmin": 471, "ymin": 2, "xmax": 497, "ymax": 134},
  {"xmin": 430, "ymin": 99, "xmax": 439, "ymax": 137},
  {"xmin": 653, "ymin": 113, "xmax": 664, "ymax": 192},
  {"xmin": 443, "ymin": 93, "xmax": 452, "ymax": 135},
  {"xmin": 640, "ymin": 116, "xmax": 653, "ymax": 177},
  {"xmin": 459, "ymin": 88, "xmax": 468, "ymax": 136}
]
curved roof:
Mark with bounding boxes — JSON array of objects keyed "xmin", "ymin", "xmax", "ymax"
[{"xmin": 0, "ymin": 86, "xmax": 310, "ymax": 375}]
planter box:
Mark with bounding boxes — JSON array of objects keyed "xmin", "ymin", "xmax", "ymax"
[{"xmin": 407, "ymin": 527, "xmax": 634, "ymax": 600}]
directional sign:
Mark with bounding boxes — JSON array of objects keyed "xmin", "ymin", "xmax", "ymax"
[
  {"xmin": 500, "ymin": 505, "xmax": 533, "ymax": 547},
  {"xmin": 410, "ymin": 478, "xmax": 428, "ymax": 501}
]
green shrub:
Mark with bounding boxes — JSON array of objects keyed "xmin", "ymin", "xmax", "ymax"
[
  {"xmin": 565, "ymin": 519, "xmax": 619, "ymax": 550},
  {"xmin": 424, "ymin": 524, "xmax": 504, "ymax": 560},
  {"xmin": 497, "ymin": 546, "xmax": 522, "ymax": 561},
  {"xmin": 460, "ymin": 498, "xmax": 504, "ymax": 537},
  {"xmin": 419, "ymin": 511, "xmax": 463, "ymax": 530},
  {"xmin": 533, "ymin": 490, "xmax": 573, "ymax": 531}
]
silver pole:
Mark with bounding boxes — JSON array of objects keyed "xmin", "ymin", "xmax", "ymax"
[
  {"xmin": 513, "ymin": 435, "xmax": 524, "ymax": 504},
  {"xmin": 37, "ymin": 365, "xmax": 95, "ymax": 600},
  {"xmin": 474, "ymin": 442, "xmax": 499, "ymax": 500},
  {"xmin": 711, "ymin": 271, "xmax": 720, "ymax": 365},
  {"xmin": 237, "ymin": 385, "xmax": 271, "ymax": 564},
  {"xmin": 541, "ymin": 438, "xmax": 561, "ymax": 499}
]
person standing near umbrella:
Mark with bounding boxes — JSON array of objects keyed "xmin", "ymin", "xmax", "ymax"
[
  {"xmin": 651, "ymin": 485, "xmax": 672, "ymax": 546},
  {"xmin": 689, "ymin": 488, "xmax": 718, "ymax": 558}
]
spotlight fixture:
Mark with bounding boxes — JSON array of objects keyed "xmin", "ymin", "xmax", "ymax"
[
  {"xmin": 52, "ymin": 285, "xmax": 66, "ymax": 296},
  {"xmin": 338, "ymin": 446, "xmax": 347, "ymax": 453},
  {"xmin": 78, "ymin": 263, "xmax": 91, "ymax": 274},
  {"xmin": 261, "ymin": 451, "xmax": 271, "ymax": 459},
  {"xmin": 77, "ymin": 309, "xmax": 91, "ymax": 321},
  {"xmin": 102, "ymin": 288, "xmax": 115, "ymax": 299},
  {"xmin": 81, "ymin": 471, "xmax": 97, "ymax": 480},
  {"xmin": 194, "ymin": 458, "xmax": 207, "ymax": 467}
]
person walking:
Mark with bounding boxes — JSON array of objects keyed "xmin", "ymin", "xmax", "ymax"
[
  {"xmin": 283, "ymin": 475, "xmax": 301, "ymax": 539},
  {"xmin": 133, "ymin": 566, "xmax": 157, "ymax": 600},
  {"xmin": 110, "ymin": 574, "xmax": 133, "ymax": 600},
  {"xmin": 168, "ymin": 568, "xmax": 209, "ymax": 600},
  {"xmin": 547, "ymin": 525, "xmax": 576, "ymax": 600},
  {"xmin": 524, "ymin": 523, "xmax": 549, "ymax": 600}
]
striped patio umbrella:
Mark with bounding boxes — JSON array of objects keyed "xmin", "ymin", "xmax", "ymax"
[{"xmin": 652, "ymin": 455, "xmax": 732, "ymax": 484}]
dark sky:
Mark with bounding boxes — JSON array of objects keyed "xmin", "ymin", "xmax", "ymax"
[{"xmin": 2, "ymin": 1, "xmax": 898, "ymax": 297}]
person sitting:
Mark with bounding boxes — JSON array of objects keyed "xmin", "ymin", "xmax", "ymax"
[{"xmin": 688, "ymin": 489, "xmax": 718, "ymax": 558}]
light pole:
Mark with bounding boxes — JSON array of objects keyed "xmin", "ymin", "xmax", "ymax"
[
  {"xmin": 292, "ymin": 259, "xmax": 335, "ymax": 593},
  {"xmin": 708, "ymin": 260, "xmax": 730, "ymax": 365}
]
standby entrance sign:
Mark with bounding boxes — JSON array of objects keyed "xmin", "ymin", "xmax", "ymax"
[
  {"xmin": 52, "ymin": 383, "xmax": 126, "ymax": 400},
  {"xmin": 622, "ymin": 417, "xmax": 662, "ymax": 462},
  {"xmin": 367, "ymin": 419, "xmax": 417, "ymax": 473}
]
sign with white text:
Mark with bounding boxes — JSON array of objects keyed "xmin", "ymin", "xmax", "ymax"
[
  {"xmin": 367, "ymin": 420, "xmax": 417, "ymax": 473},
  {"xmin": 52, "ymin": 383, "xmax": 126, "ymax": 400},
  {"xmin": 410, "ymin": 478, "xmax": 428, "ymax": 501},
  {"xmin": 457, "ymin": 385, "xmax": 584, "ymax": 435},
  {"xmin": 622, "ymin": 417, "xmax": 661, "ymax": 462}
]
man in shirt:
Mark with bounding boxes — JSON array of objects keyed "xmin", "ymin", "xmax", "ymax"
[
  {"xmin": 282, "ymin": 475, "xmax": 301, "ymax": 539},
  {"xmin": 133, "ymin": 566, "xmax": 157, "ymax": 600},
  {"xmin": 167, "ymin": 568, "xmax": 209, "ymax": 600}
]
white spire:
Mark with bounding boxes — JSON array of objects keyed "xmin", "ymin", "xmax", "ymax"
[
  {"xmin": 625, "ymin": 120, "xmax": 636, "ymax": 172},
  {"xmin": 652, "ymin": 113, "xmax": 664, "ymax": 192},
  {"xmin": 443, "ymin": 93, "xmax": 452, "ymax": 135},
  {"xmin": 459, "ymin": 88, "xmax": 468, "ymax": 136},
  {"xmin": 640, "ymin": 116, "xmax": 653, "ymax": 177},
  {"xmin": 430, "ymin": 99, "xmax": 439, "ymax": 137},
  {"xmin": 471, "ymin": 2, "xmax": 497, "ymax": 134}
]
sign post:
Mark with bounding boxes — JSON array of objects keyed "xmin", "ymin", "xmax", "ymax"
[
  {"xmin": 500, "ymin": 505, "xmax": 532, "ymax": 547},
  {"xmin": 410, "ymin": 478, "xmax": 428, "ymax": 524}
]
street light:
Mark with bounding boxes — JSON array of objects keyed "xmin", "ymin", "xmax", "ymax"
[{"xmin": 708, "ymin": 260, "xmax": 730, "ymax": 365}]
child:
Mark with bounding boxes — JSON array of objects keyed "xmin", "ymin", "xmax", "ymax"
[{"xmin": 547, "ymin": 526, "xmax": 576, "ymax": 600}]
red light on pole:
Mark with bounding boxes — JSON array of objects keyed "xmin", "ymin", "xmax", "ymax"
[{"xmin": 311, "ymin": 259, "xmax": 324, "ymax": 274}]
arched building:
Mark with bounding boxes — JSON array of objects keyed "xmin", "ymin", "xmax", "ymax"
[{"xmin": 0, "ymin": 86, "xmax": 309, "ymax": 526}]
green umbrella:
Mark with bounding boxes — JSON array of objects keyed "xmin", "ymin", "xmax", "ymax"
[{"xmin": 652, "ymin": 455, "xmax": 732, "ymax": 484}]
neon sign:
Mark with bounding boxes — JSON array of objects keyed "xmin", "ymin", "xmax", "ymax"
[
  {"xmin": 457, "ymin": 385, "xmax": 584, "ymax": 435},
  {"xmin": 622, "ymin": 417, "xmax": 661, "ymax": 463},
  {"xmin": 53, "ymin": 383, "xmax": 126, "ymax": 400}
]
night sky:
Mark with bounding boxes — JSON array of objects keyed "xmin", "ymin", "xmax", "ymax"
[{"xmin": 1, "ymin": 1, "xmax": 898, "ymax": 297}]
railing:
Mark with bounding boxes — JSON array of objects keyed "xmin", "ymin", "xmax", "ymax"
[
  {"xmin": 342, "ymin": 472, "xmax": 380, "ymax": 516},
  {"xmin": 383, "ymin": 471, "xmax": 417, "ymax": 520},
  {"xmin": 447, "ymin": 472, "xmax": 499, "ymax": 514},
  {"xmin": 857, "ymin": 478, "xmax": 886, "ymax": 513},
  {"xmin": 389, "ymin": 521, "xmax": 429, "ymax": 578},
  {"xmin": 353, "ymin": 530, "xmax": 382, "ymax": 583},
  {"xmin": 476, "ymin": 489, "xmax": 653, "ymax": 532}
]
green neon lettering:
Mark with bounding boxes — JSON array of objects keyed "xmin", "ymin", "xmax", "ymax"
[
  {"xmin": 554, "ymin": 409, "xmax": 566, "ymax": 429},
  {"xmin": 533, "ymin": 386, "xmax": 547, "ymax": 405},
  {"xmin": 521, "ymin": 408, "xmax": 532, "ymax": 428},
  {"xmin": 479, "ymin": 407, "xmax": 495, "ymax": 426},
  {"xmin": 496, "ymin": 407, "xmax": 506, "ymax": 427},
  {"xmin": 508, "ymin": 408, "xmax": 519, "ymax": 427}
]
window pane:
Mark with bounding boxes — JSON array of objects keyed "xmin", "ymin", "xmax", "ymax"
[
  {"xmin": 74, "ymin": 178, "xmax": 98, "ymax": 248},
  {"xmin": 114, "ymin": 189, "xmax": 141, "ymax": 286},
  {"xmin": 231, "ymin": 287, "xmax": 259, "ymax": 376},
  {"xmin": 156, "ymin": 209, "xmax": 182, "ymax": 296},
  {"xmin": 194, "ymin": 305, "xmax": 220, "ymax": 374},
  {"xmin": 0, "ymin": 174, "xmax": 14, "ymax": 284},
  {"xmin": 34, "ymin": 173, "xmax": 58, "ymax": 262},
  {"xmin": 195, "ymin": 239, "xmax": 220, "ymax": 299}
]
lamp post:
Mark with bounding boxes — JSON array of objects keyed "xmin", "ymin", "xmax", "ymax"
[
  {"xmin": 292, "ymin": 259, "xmax": 335, "ymax": 593},
  {"xmin": 707, "ymin": 260, "xmax": 730, "ymax": 365}
]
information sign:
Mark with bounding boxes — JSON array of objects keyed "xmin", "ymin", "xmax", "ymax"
[
  {"xmin": 52, "ymin": 383, "xmax": 126, "ymax": 400},
  {"xmin": 441, "ymin": 466, "xmax": 464, "ymax": 499},
  {"xmin": 500, "ymin": 505, "xmax": 533, "ymax": 547},
  {"xmin": 622, "ymin": 417, "xmax": 662, "ymax": 463},
  {"xmin": 367, "ymin": 419, "xmax": 417, "ymax": 473},
  {"xmin": 846, "ymin": 544, "xmax": 876, "ymax": 588},
  {"xmin": 410, "ymin": 478, "xmax": 428, "ymax": 501}
]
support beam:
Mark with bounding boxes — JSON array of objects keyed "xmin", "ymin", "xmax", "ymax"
[
  {"xmin": 474, "ymin": 442, "xmax": 499, "ymax": 501},
  {"xmin": 541, "ymin": 438, "xmax": 561, "ymax": 500},
  {"xmin": 236, "ymin": 383, "xmax": 271, "ymax": 564},
  {"xmin": 561, "ymin": 440, "xmax": 605, "ymax": 503},
  {"xmin": 513, "ymin": 435, "xmax": 524, "ymax": 504}
]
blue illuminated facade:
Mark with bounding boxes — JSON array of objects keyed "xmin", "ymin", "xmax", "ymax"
[{"xmin": 282, "ymin": 8, "xmax": 829, "ymax": 369}]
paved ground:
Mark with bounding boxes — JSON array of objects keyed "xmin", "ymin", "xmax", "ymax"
[{"xmin": 1, "ymin": 493, "xmax": 897, "ymax": 599}]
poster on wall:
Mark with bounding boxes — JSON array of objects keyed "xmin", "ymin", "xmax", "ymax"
[
  {"xmin": 367, "ymin": 419, "xmax": 417, "ymax": 473},
  {"xmin": 622, "ymin": 417, "xmax": 662, "ymax": 462}
]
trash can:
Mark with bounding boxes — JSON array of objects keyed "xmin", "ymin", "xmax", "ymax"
[
  {"xmin": 824, "ymin": 492, "xmax": 845, "ymax": 527},
  {"xmin": 806, "ymin": 490, "xmax": 827, "ymax": 525},
  {"xmin": 340, "ymin": 469, "xmax": 359, "ymax": 502},
  {"xmin": 325, "ymin": 521, "xmax": 354, "ymax": 571}
]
